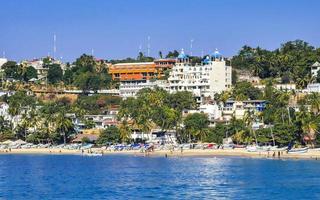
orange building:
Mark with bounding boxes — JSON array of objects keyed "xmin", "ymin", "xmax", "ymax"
[
  {"xmin": 109, "ymin": 62, "xmax": 156, "ymax": 81},
  {"xmin": 154, "ymin": 58, "xmax": 176, "ymax": 75},
  {"xmin": 109, "ymin": 59, "xmax": 176, "ymax": 81}
]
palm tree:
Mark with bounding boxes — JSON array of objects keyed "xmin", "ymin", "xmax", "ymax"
[
  {"xmin": 244, "ymin": 109, "xmax": 258, "ymax": 145},
  {"xmin": 302, "ymin": 119, "xmax": 317, "ymax": 147},
  {"xmin": 308, "ymin": 93, "xmax": 320, "ymax": 115},
  {"xmin": 55, "ymin": 113, "xmax": 74, "ymax": 144},
  {"xmin": 19, "ymin": 113, "xmax": 31, "ymax": 140},
  {"xmin": 119, "ymin": 120, "xmax": 131, "ymax": 143}
]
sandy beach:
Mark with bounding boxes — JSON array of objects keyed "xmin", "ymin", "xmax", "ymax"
[{"xmin": 2, "ymin": 148, "xmax": 320, "ymax": 160}]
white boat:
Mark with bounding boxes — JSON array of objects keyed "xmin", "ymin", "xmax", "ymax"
[
  {"xmin": 246, "ymin": 146, "xmax": 262, "ymax": 152},
  {"xmin": 83, "ymin": 153, "xmax": 102, "ymax": 157},
  {"xmin": 270, "ymin": 146, "xmax": 288, "ymax": 151},
  {"xmin": 287, "ymin": 147, "xmax": 309, "ymax": 154}
]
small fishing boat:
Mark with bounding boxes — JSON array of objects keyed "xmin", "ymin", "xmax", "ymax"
[
  {"xmin": 270, "ymin": 146, "xmax": 288, "ymax": 151},
  {"xmin": 287, "ymin": 147, "xmax": 309, "ymax": 154},
  {"xmin": 83, "ymin": 153, "xmax": 103, "ymax": 157},
  {"xmin": 246, "ymin": 146, "xmax": 262, "ymax": 152}
]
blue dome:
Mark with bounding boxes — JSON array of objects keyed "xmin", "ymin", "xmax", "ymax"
[
  {"xmin": 212, "ymin": 49, "xmax": 222, "ymax": 58},
  {"xmin": 203, "ymin": 56, "xmax": 210, "ymax": 64},
  {"xmin": 177, "ymin": 49, "xmax": 188, "ymax": 59}
]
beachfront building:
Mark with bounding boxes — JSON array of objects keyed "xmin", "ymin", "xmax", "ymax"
[
  {"xmin": 131, "ymin": 129, "xmax": 177, "ymax": 144},
  {"xmin": 182, "ymin": 103, "xmax": 223, "ymax": 126},
  {"xmin": 222, "ymin": 100, "xmax": 267, "ymax": 120},
  {"xmin": 168, "ymin": 49, "xmax": 232, "ymax": 102},
  {"xmin": 311, "ymin": 61, "xmax": 320, "ymax": 77}
]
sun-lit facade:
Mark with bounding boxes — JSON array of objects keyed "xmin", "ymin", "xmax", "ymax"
[
  {"xmin": 168, "ymin": 49, "xmax": 232, "ymax": 101},
  {"xmin": 109, "ymin": 62, "xmax": 156, "ymax": 81},
  {"xmin": 109, "ymin": 59, "xmax": 176, "ymax": 81}
]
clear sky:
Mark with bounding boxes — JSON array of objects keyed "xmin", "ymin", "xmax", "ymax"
[{"xmin": 0, "ymin": 0, "xmax": 319, "ymax": 62}]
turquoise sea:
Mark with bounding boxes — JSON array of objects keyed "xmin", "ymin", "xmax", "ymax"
[{"xmin": 0, "ymin": 155, "xmax": 319, "ymax": 199}]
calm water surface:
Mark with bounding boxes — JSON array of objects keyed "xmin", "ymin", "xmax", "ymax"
[{"xmin": 0, "ymin": 155, "xmax": 319, "ymax": 199}]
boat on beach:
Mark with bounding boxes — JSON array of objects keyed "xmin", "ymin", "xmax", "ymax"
[
  {"xmin": 246, "ymin": 145, "xmax": 287, "ymax": 152},
  {"xmin": 270, "ymin": 146, "xmax": 288, "ymax": 151},
  {"xmin": 287, "ymin": 147, "xmax": 309, "ymax": 154}
]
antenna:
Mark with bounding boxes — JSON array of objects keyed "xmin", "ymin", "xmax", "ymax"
[
  {"xmin": 139, "ymin": 44, "xmax": 142, "ymax": 53},
  {"xmin": 201, "ymin": 50, "xmax": 204, "ymax": 58},
  {"xmin": 53, "ymin": 33, "xmax": 56, "ymax": 59},
  {"xmin": 2, "ymin": 51, "xmax": 5, "ymax": 58},
  {"xmin": 147, "ymin": 36, "xmax": 150, "ymax": 57},
  {"xmin": 190, "ymin": 39, "xmax": 194, "ymax": 56},
  {"xmin": 91, "ymin": 49, "xmax": 94, "ymax": 56}
]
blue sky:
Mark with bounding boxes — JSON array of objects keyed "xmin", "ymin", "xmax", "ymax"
[{"xmin": 0, "ymin": 0, "xmax": 319, "ymax": 62}]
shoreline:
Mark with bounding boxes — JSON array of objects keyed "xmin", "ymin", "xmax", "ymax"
[{"xmin": 1, "ymin": 148, "xmax": 320, "ymax": 160}]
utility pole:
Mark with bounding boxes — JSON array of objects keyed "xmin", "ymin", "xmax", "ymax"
[
  {"xmin": 53, "ymin": 33, "xmax": 56, "ymax": 59},
  {"xmin": 190, "ymin": 39, "xmax": 194, "ymax": 56}
]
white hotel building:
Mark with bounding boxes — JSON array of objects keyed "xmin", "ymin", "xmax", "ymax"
[{"xmin": 168, "ymin": 49, "xmax": 232, "ymax": 101}]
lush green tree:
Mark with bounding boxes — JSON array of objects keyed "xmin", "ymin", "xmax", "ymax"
[
  {"xmin": 316, "ymin": 70, "xmax": 320, "ymax": 83},
  {"xmin": 55, "ymin": 113, "xmax": 74, "ymax": 144},
  {"xmin": 97, "ymin": 126, "xmax": 120, "ymax": 144},
  {"xmin": 3, "ymin": 61, "xmax": 20, "ymax": 80},
  {"xmin": 119, "ymin": 120, "xmax": 131, "ymax": 143},
  {"xmin": 184, "ymin": 113, "xmax": 209, "ymax": 142},
  {"xmin": 0, "ymin": 116, "xmax": 14, "ymax": 141},
  {"xmin": 232, "ymin": 81, "xmax": 262, "ymax": 100},
  {"xmin": 204, "ymin": 124, "xmax": 226, "ymax": 144},
  {"xmin": 63, "ymin": 68, "xmax": 73, "ymax": 85},
  {"xmin": 231, "ymin": 40, "xmax": 319, "ymax": 87},
  {"xmin": 7, "ymin": 91, "xmax": 36, "ymax": 116},
  {"xmin": 232, "ymin": 69, "xmax": 238, "ymax": 84},
  {"xmin": 243, "ymin": 110, "xmax": 258, "ymax": 144},
  {"xmin": 24, "ymin": 66, "xmax": 37, "ymax": 81},
  {"xmin": 166, "ymin": 50, "xmax": 179, "ymax": 58},
  {"xmin": 47, "ymin": 64, "xmax": 63, "ymax": 84}
]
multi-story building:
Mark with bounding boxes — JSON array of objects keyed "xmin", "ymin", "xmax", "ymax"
[
  {"xmin": 222, "ymin": 100, "xmax": 267, "ymax": 120},
  {"xmin": 109, "ymin": 59, "xmax": 175, "ymax": 82},
  {"xmin": 168, "ymin": 49, "xmax": 232, "ymax": 102},
  {"xmin": 154, "ymin": 58, "xmax": 176, "ymax": 78},
  {"xmin": 109, "ymin": 62, "xmax": 157, "ymax": 81},
  {"xmin": 119, "ymin": 80, "xmax": 168, "ymax": 98}
]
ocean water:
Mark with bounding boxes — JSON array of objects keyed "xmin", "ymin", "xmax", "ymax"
[{"xmin": 0, "ymin": 155, "xmax": 319, "ymax": 200}]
